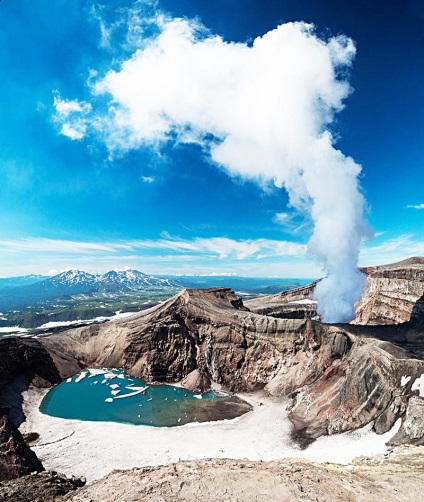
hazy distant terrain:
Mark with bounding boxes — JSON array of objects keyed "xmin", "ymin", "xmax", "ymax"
[{"xmin": 0, "ymin": 270, "xmax": 309, "ymax": 330}]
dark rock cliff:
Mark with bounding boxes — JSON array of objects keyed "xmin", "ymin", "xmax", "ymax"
[{"xmin": 0, "ymin": 338, "xmax": 61, "ymax": 481}]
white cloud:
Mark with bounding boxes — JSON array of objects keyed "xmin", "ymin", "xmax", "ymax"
[
  {"xmin": 274, "ymin": 212, "xmax": 291, "ymax": 224},
  {"xmin": 141, "ymin": 175, "xmax": 155, "ymax": 183},
  {"xmin": 60, "ymin": 123, "xmax": 86, "ymax": 140},
  {"xmin": 360, "ymin": 234, "xmax": 424, "ymax": 266},
  {"xmin": 0, "ymin": 236, "xmax": 305, "ymax": 260},
  {"xmin": 53, "ymin": 94, "xmax": 91, "ymax": 117},
  {"xmin": 407, "ymin": 203, "xmax": 424, "ymax": 209},
  {"xmin": 52, "ymin": 92, "xmax": 91, "ymax": 141},
  {"xmin": 0, "ymin": 236, "xmax": 314, "ymax": 278},
  {"xmin": 54, "ymin": 12, "xmax": 371, "ymax": 321}
]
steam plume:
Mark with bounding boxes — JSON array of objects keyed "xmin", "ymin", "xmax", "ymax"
[{"xmin": 56, "ymin": 16, "xmax": 371, "ymax": 322}]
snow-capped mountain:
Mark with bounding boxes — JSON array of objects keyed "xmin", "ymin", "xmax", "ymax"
[
  {"xmin": 0, "ymin": 269, "xmax": 183, "ymax": 312},
  {"xmin": 49, "ymin": 270, "xmax": 98, "ymax": 288},
  {"xmin": 98, "ymin": 269, "xmax": 180, "ymax": 291},
  {"xmin": 44, "ymin": 269, "xmax": 181, "ymax": 293}
]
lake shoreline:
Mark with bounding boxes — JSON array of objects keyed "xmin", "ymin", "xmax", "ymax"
[{"xmin": 14, "ymin": 381, "xmax": 401, "ymax": 483}]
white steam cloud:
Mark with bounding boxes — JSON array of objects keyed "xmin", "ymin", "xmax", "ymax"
[{"xmin": 55, "ymin": 15, "xmax": 371, "ymax": 322}]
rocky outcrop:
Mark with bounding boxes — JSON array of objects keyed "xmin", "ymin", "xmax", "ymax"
[
  {"xmin": 65, "ymin": 450, "xmax": 424, "ymax": 502},
  {"xmin": 0, "ymin": 412, "xmax": 43, "ymax": 481},
  {"xmin": 355, "ymin": 257, "xmax": 424, "ymax": 325},
  {"xmin": 0, "ymin": 470, "xmax": 85, "ymax": 501},
  {"xmin": 245, "ymin": 281, "xmax": 319, "ymax": 320},
  {"xmin": 0, "ymin": 338, "xmax": 62, "ymax": 481},
  {"xmin": 283, "ymin": 327, "xmax": 424, "ymax": 440}
]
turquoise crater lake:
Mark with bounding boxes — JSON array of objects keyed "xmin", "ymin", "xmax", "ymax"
[{"xmin": 40, "ymin": 368, "xmax": 243, "ymax": 427}]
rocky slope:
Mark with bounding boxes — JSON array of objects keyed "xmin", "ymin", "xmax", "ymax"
[
  {"xmin": 355, "ymin": 257, "xmax": 424, "ymax": 324},
  {"xmin": 64, "ymin": 447, "xmax": 424, "ymax": 502}
]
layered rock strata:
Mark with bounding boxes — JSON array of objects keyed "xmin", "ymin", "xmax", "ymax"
[{"xmin": 355, "ymin": 257, "xmax": 424, "ymax": 325}]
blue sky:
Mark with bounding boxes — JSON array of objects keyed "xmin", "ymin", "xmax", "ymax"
[{"xmin": 0, "ymin": 0, "xmax": 423, "ymax": 278}]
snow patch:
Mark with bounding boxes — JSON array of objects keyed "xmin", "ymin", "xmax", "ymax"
[
  {"xmin": 0, "ymin": 326, "xmax": 29, "ymax": 333},
  {"xmin": 401, "ymin": 375, "xmax": 411, "ymax": 386},
  {"xmin": 412, "ymin": 374, "xmax": 424, "ymax": 397}
]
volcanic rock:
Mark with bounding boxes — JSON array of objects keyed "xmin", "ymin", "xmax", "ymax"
[
  {"xmin": 355, "ymin": 257, "xmax": 424, "ymax": 325},
  {"xmin": 64, "ymin": 452, "xmax": 424, "ymax": 502},
  {"xmin": 0, "ymin": 470, "xmax": 85, "ymax": 501},
  {"xmin": 0, "ymin": 411, "xmax": 43, "ymax": 481}
]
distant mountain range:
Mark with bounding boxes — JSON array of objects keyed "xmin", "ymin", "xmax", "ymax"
[
  {"xmin": 0, "ymin": 269, "xmax": 310, "ymax": 331},
  {"xmin": 0, "ymin": 269, "xmax": 182, "ymax": 312}
]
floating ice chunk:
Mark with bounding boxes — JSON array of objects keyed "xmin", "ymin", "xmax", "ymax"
[
  {"xmin": 104, "ymin": 373, "xmax": 117, "ymax": 380},
  {"xmin": 93, "ymin": 381, "xmax": 98, "ymax": 385},
  {"xmin": 125, "ymin": 386, "xmax": 146, "ymax": 391},
  {"xmin": 110, "ymin": 384, "xmax": 120, "ymax": 390},
  {"xmin": 66, "ymin": 378, "xmax": 72, "ymax": 383},
  {"xmin": 105, "ymin": 398, "xmax": 113, "ymax": 403},
  {"xmin": 193, "ymin": 394, "xmax": 202, "ymax": 400},
  {"xmin": 88, "ymin": 369, "xmax": 107, "ymax": 376},
  {"xmin": 147, "ymin": 397, "xmax": 153, "ymax": 402},
  {"xmin": 114, "ymin": 388, "xmax": 148, "ymax": 399},
  {"xmin": 75, "ymin": 372, "xmax": 88, "ymax": 383},
  {"xmin": 117, "ymin": 374, "xmax": 125, "ymax": 379},
  {"xmin": 111, "ymin": 390, "xmax": 121, "ymax": 396},
  {"xmin": 412, "ymin": 374, "xmax": 424, "ymax": 397},
  {"xmin": 401, "ymin": 375, "xmax": 411, "ymax": 386},
  {"xmin": 178, "ymin": 418, "xmax": 181, "ymax": 423},
  {"xmin": 101, "ymin": 379, "xmax": 107, "ymax": 384},
  {"xmin": 88, "ymin": 368, "xmax": 107, "ymax": 375}
]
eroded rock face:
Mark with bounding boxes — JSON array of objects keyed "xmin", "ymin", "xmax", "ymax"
[
  {"xmin": 0, "ymin": 470, "xmax": 85, "ymax": 501},
  {"xmin": 0, "ymin": 338, "xmax": 62, "ymax": 481},
  {"xmin": 246, "ymin": 258, "xmax": 424, "ymax": 327},
  {"xmin": 355, "ymin": 258, "xmax": 424, "ymax": 325},
  {"xmin": 245, "ymin": 281, "xmax": 319, "ymax": 320},
  {"xmin": 0, "ymin": 412, "xmax": 43, "ymax": 481}
]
